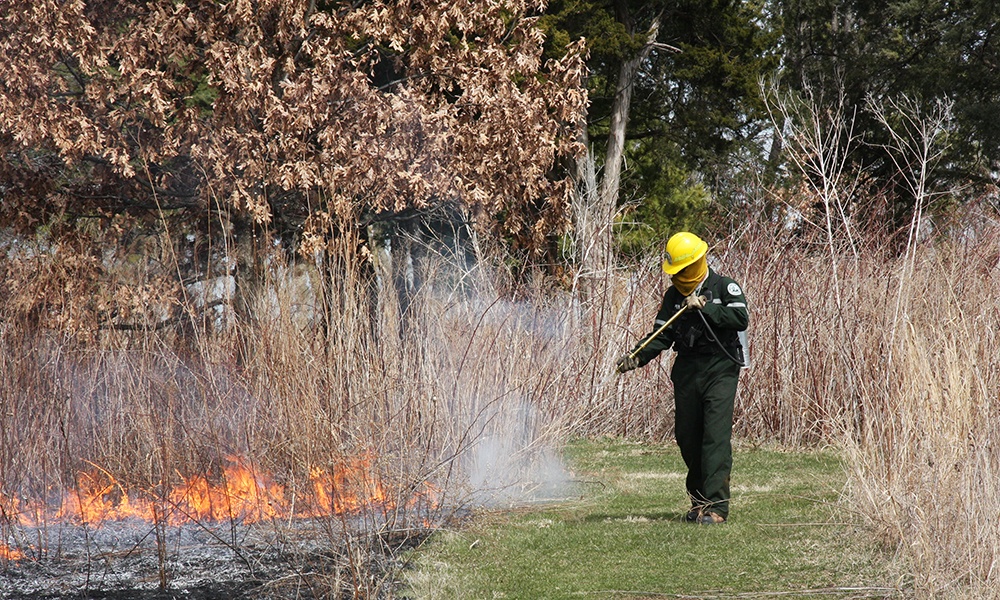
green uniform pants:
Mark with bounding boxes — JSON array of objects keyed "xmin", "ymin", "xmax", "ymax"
[{"xmin": 671, "ymin": 353, "xmax": 740, "ymax": 518}]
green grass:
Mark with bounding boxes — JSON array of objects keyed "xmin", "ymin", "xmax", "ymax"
[{"xmin": 404, "ymin": 438, "xmax": 902, "ymax": 600}]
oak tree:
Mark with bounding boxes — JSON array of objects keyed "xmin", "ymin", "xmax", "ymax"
[{"xmin": 0, "ymin": 0, "xmax": 587, "ymax": 331}]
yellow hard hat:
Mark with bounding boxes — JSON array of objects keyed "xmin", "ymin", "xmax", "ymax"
[{"xmin": 662, "ymin": 232, "xmax": 708, "ymax": 275}]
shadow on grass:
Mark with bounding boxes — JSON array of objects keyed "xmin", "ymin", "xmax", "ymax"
[{"xmin": 581, "ymin": 510, "xmax": 689, "ymax": 523}]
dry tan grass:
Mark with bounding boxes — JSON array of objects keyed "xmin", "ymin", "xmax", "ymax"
[
  {"xmin": 598, "ymin": 199, "xmax": 1000, "ymax": 597},
  {"xmin": 838, "ymin": 246, "xmax": 1000, "ymax": 598},
  {"xmin": 3, "ymin": 201, "xmax": 1000, "ymax": 597},
  {"xmin": 724, "ymin": 205, "xmax": 1000, "ymax": 598}
]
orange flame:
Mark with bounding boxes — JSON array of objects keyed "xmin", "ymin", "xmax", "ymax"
[
  {"xmin": 2, "ymin": 454, "xmax": 436, "ymax": 535},
  {"xmin": 310, "ymin": 454, "xmax": 391, "ymax": 514},
  {"xmin": 166, "ymin": 458, "xmax": 288, "ymax": 524},
  {"xmin": 0, "ymin": 543, "xmax": 24, "ymax": 561},
  {"xmin": 55, "ymin": 470, "xmax": 156, "ymax": 524}
]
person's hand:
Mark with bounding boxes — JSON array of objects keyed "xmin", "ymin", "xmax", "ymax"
[
  {"xmin": 616, "ymin": 354, "xmax": 639, "ymax": 373},
  {"xmin": 684, "ymin": 294, "xmax": 707, "ymax": 310}
]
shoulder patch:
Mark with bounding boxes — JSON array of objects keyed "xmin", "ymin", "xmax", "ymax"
[{"xmin": 727, "ymin": 282, "xmax": 742, "ymax": 296}]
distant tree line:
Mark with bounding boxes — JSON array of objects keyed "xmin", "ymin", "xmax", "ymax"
[
  {"xmin": 1, "ymin": 0, "xmax": 997, "ymax": 332},
  {"xmin": 542, "ymin": 0, "xmax": 999, "ymax": 253}
]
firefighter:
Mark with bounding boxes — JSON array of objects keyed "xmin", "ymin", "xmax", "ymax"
[{"xmin": 616, "ymin": 232, "xmax": 748, "ymax": 525}]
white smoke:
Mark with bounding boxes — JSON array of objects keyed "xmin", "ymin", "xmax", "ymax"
[{"xmin": 458, "ymin": 398, "xmax": 575, "ymax": 507}]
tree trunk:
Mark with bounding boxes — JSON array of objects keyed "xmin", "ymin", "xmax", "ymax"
[
  {"xmin": 600, "ymin": 17, "xmax": 660, "ymax": 213},
  {"xmin": 232, "ymin": 215, "xmax": 264, "ymax": 328},
  {"xmin": 574, "ymin": 16, "xmax": 661, "ymax": 285}
]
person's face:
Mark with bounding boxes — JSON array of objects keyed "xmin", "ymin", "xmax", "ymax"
[{"xmin": 674, "ymin": 261, "xmax": 698, "ymax": 280}]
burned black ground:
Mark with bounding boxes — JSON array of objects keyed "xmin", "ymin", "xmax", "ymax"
[{"xmin": 2, "ymin": 519, "xmax": 432, "ymax": 600}]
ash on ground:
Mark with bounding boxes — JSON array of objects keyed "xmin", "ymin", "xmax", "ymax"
[{"xmin": 1, "ymin": 516, "xmax": 430, "ymax": 599}]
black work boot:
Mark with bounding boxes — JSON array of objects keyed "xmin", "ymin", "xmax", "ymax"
[{"xmin": 699, "ymin": 511, "xmax": 726, "ymax": 525}]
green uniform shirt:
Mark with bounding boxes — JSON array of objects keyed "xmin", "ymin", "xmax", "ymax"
[{"xmin": 633, "ymin": 268, "xmax": 749, "ymax": 366}]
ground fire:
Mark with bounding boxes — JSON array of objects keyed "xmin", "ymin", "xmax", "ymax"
[{"xmin": 0, "ymin": 453, "xmax": 437, "ymax": 562}]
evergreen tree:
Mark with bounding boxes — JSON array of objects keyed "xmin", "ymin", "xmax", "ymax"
[{"xmin": 541, "ymin": 0, "xmax": 778, "ymax": 252}]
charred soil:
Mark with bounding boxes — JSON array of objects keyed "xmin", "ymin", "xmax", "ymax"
[{"xmin": 2, "ymin": 519, "xmax": 432, "ymax": 600}]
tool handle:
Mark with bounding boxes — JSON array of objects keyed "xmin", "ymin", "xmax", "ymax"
[{"xmin": 627, "ymin": 305, "xmax": 688, "ymax": 360}]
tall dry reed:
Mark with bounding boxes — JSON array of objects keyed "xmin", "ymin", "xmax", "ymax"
[
  {"xmin": 716, "ymin": 201, "xmax": 1000, "ymax": 598},
  {"xmin": 600, "ymin": 196, "xmax": 1000, "ymax": 597},
  {"xmin": 4, "ymin": 194, "xmax": 1000, "ymax": 597},
  {"xmin": 838, "ymin": 229, "xmax": 1000, "ymax": 598}
]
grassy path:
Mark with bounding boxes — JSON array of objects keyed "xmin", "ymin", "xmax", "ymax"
[{"xmin": 404, "ymin": 438, "xmax": 904, "ymax": 599}]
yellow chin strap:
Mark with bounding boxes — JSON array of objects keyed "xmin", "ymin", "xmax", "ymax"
[{"xmin": 671, "ymin": 255, "xmax": 708, "ymax": 296}]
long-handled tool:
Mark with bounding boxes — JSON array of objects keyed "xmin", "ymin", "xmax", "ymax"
[{"xmin": 625, "ymin": 304, "xmax": 689, "ymax": 361}]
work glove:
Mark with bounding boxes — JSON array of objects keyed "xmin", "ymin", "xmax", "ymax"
[
  {"xmin": 684, "ymin": 294, "xmax": 707, "ymax": 311},
  {"xmin": 616, "ymin": 354, "xmax": 639, "ymax": 373}
]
